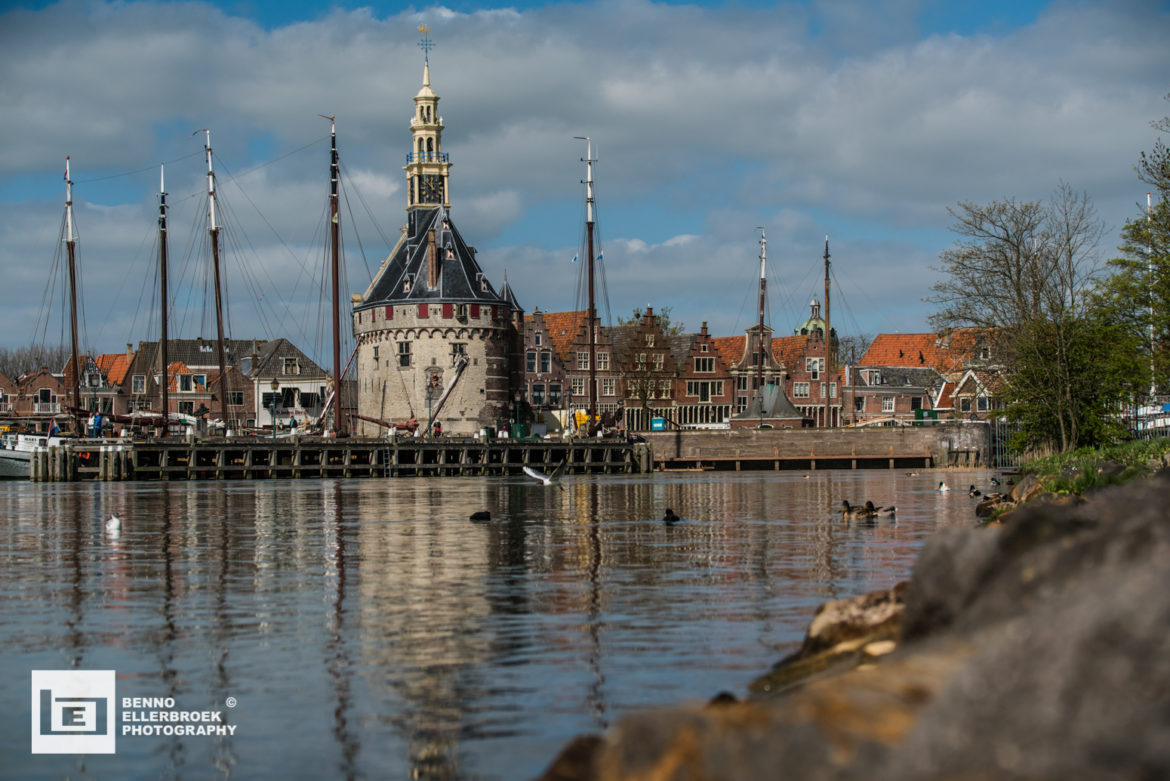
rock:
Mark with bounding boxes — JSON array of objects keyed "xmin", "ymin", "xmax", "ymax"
[
  {"xmin": 535, "ymin": 734, "xmax": 603, "ymax": 781},
  {"xmin": 1096, "ymin": 458, "xmax": 1125, "ymax": 478},
  {"xmin": 1008, "ymin": 472, "xmax": 1043, "ymax": 503},
  {"xmin": 750, "ymin": 583, "xmax": 906, "ymax": 694}
]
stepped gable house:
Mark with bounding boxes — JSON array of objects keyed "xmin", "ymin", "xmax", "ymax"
[{"xmin": 352, "ymin": 55, "xmax": 523, "ymax": 436}]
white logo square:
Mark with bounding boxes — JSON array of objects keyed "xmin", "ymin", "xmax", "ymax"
[{"xmin": 31, "ymin": 670, "xmax": 116, "ymax": 754}]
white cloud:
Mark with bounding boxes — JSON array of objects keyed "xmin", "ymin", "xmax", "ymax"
[{"xmin": 0, "ymin": 0, "xmax": 1166, "ymax": 355}]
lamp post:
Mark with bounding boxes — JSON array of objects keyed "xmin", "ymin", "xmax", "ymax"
[{"xmin": 270, "ymin": 378, "xmax": 280, "ymax": 445}]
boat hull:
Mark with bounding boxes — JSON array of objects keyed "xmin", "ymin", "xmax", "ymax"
[{"xmin": 0, "ymin": 449, "xmax": 31, "ymax": 479}]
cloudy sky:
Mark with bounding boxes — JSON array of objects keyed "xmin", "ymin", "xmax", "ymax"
[{"xmin": 1, "ymin": 0, "xmax": 1167, "ymax": 366}]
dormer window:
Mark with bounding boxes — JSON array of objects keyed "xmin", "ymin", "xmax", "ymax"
[
  {"xmin": 446, "ymin": 248, "xmax": 454, "ymax": 259},
  {"xmin": 403, "ymin": 274, "xmax": 413, "ymax": 293},
  {"xmin": 283, "ymin": 358, "xmax": 300, "ymax": 376}
]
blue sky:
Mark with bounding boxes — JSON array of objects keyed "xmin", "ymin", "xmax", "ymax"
[{"xmin": 1, "ymin": 0, "xmax": 1167, "ymax": 366}]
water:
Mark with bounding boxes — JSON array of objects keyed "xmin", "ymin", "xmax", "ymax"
[{"xmin": 0, "ymin": 469, "xmax": 992, "ymax": 779}]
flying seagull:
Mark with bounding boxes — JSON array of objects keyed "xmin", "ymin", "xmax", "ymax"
[{"xmin": 523, "ymin": 461, "xmax": 567, "ymax": 486}]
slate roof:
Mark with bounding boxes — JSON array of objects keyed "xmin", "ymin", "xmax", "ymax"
[{"xmin": 359, "ymin": 206, "xmax": 513, "ymax": 310}]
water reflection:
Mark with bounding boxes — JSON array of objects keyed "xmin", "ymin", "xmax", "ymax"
[{"xmin": 0, "ymin": 469, "xmax": 993, "ymax": 779}]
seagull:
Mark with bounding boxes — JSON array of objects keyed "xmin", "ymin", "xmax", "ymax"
[
  {"xmin": 663, "ymin": 509, "xmax": 681, "ymax": 524},
  {"xmin": 523, "ymin": 460, "xmax": 566, "ymax": 486},
  {"xmin": 938, "ymin": 481, "xmax": 950, "ymax": 492},
  {"xmin": 469, "ymin": 511, "xmax": 491, "ymax": 522}
]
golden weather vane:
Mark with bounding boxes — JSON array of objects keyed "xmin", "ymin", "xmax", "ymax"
[{"xmin": 417, "ymin": 24, "xmax": 434, "ymax": 62}]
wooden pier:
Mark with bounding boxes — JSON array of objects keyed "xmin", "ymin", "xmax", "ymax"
[{"xmin": 27, "ymin": 437, "xmax": 653, "ymax": 482}]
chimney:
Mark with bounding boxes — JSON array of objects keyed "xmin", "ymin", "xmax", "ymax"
[
  {"xmin": 427, "ymin": 229, "xmax": 439, "ymax": 289},
  {"xmin": 126, "ymin": 343, "xmax": 133, "ymax": 359}
]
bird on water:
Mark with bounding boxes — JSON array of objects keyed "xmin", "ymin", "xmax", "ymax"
[
  {"xmin": 938, "ymin": 481, "xmax": 950, "ymax": 492},
  {"xmin": 523, "ymin": 460, "xmax": 566, "ymax": 487},
  {"xmin": 469, "ymin": 511, "xmax": 491, "ymax": 522},
  {"xmin": 863, "ymin": 501, "xmax": 896, "ymax": 518},
  {"xmin": 840, "ymin": 500, "xmax": 872, "ymax": 520},
  {"xmin": 663, "ymin": 509, "xmax": 681, "ymax": 525}
]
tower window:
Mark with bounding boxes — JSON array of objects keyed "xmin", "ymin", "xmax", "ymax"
[{"xmin": 398, "ymin": 342, "xmax": 411, "ymax": 367}]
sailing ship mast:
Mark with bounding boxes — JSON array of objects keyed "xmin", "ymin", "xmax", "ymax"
[
  {"xmin": 756, "ymin": 228, "xmax": 767, "ymax": 395},
  {"xmin": 64, "ymin": 156, "xmax": 82, "ymax": 436},
  {"xmin": 575, "ymin": 136, "xmax": 597, "ymax": 429},
  {"xmin": 823, "ymin": 235, "xmax": 831, "ymax": 428},
  {"xmin": 324, "ymin": 115, "xmax": 345, "ymax": 437},
  {"xmin": 158, "ymin": 165, "xmax": 170, "ymax": 431},
  {"xmin": 201, "ymin": 130, "xmax": 231, "ymax": 430}
]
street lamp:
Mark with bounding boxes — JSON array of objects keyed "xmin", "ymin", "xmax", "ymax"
[{"xmin": 270, "ymin": 378, "xmax": 280, "ymax": 444}]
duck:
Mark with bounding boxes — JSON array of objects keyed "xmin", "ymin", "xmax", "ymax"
[
  {"xmin": 864, "ymin": 501, "xmax": 896, "ymax": 518},
  {"xmin": 905, "ymin": 471, "xmax": 919, "ymax": 477},
  {"xmin": 938, "ymin": 481, "xmax": 950, "ymax": 492},
  {"xmin": 469, "ymin": 511, "xmax": 491, "ymax": 522},
  {"xmin": 105, "ymin": 514, "xmax": 121, "ymax": 532},
  {"xmin": 840, "ymin": 500, "xmax": 874, "ymax": 520},
  {"xmin": 990, "ymin": 476, "xmax": 1001, "ymax": 487},
  {"xmin": 968, "ymin": 484, "xmax": 981, "ymax": 498},
  {"xmin": 663, "ymin": 509, "xmax": 681, "ymax": 525}
]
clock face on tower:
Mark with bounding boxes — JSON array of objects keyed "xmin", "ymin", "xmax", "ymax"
[{"xmin": 419, "ymin": 175, "xmax": 443, "ymax": 204}]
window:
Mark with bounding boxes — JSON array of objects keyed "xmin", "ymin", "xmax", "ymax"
[
  {"xmin": 571, "ymin": 377, "xmax": 586, "ymax": 396},
  {"xmin": 178, "ymin": 401, "xmax": 194, "ymax": 415},
  {"xmin": 86, "ymin": 372, "xmax": 101, "ymax": 388},
  {"xmin": 532, "ymin": 384, "xmax": 545, "ymax": 406},
  {"xmin": 597, "ymin": 352, "xmax": 609, "ymax": 370},
  {"xmin": 373, "ymin": 346, "xmax": 379, "ymax": 360},
  {"xmin": 794, "ymin": 382, "xmax": 810, "ymax": 398},
  {"xmin": 526, "ymin": 351, "xmax": 537, "ymax": 373},
  {"xmin": 980, "ymin": 346, "xmax": 991, "ymax": 360},
  {"xmin": 806, "ymin": 357, "xmax": 825, "ymax": 379},
  {"xmin": 653, "ymin": 354, "xmax": 664, "ymax": 371},
  {"xmin": 977, "ymin": 396, "xmax": 988, "ymax": 411},
  {"xmin": 179, "ymin": 375, "xmax": 192, "ymax": 392},
  {"xmin": 635, "ymin": 353, "xmax": 647, "ymax": 371},
  {"xmin": 576, "ymin": 352, "xmax": 589, "ymax": 370},
  {"xmin": 602, "ymin": 377, "xmax": 616, "ymax": 396},
  {"xmin": 911, "ymin": 396, "xmax": 922, "ymax": 411},
  {"xmin": 736, "ymin": 376, "xmax": 747, "ymax": 391},
  {"xmin": 450, "ymin": 343, "xmax": 466, "ymax": 365},
  {"xmin": 659, "ymin": 379, "xmax": 672, "ymax": 399},
  {"xmin": 283, "ymin": 358, "xmax": 300, "ymax": 376},
  {"xmin": 701, "ymin": 344, "xmax": 708, "ymax": 352},
  {"xmin": 960, "ymin": 398, "xmax": 972, "ymax": 412},
  {"xmin": 229, "ymin": 391, "xmax": 244, "ymax": 406},
  {"xmin": 132, "ymin": 375, "xmax": 145, "ymax": 394},
  {"xmin": 194, "ymin": 374, "xmax": 207, "ymax": 388},
  {"xmin": 869, "ymin": 370, "xmax": 882, "ymax": 385},
  {"xmin": 548, "ymin": 384, "xmax": 562, "ymax": 406},
  {"xmin": 820, "ymin": 382, "xmax": 837, "ymax": 398},
  {"xmin": 540, "ymin": 352, "xmax": 551, "ymax": 374},
  {"xmin": 855, "ymin": 397, "xmax": 865, "ymax": 412},
  {"xmin": 736, "ymin": 397, "xmax": 747, "ymax": 413},
  {"xmin": 535, "ymin": 333, "xmax": 542, "ymax": 346},
  {"xmin": 645, "ymin": 334, "xmax": 655, "ymax": 347},
  {"xmin": 398, "ymin": 342, "xmax": 412, "ymax": 367},
  {"xmin": 883, "ymin": 396, "xmax": 895, "ymax": 412},
  {"xmin": 695, "ymin": 357, "xmax": 714, "ymax": 373}
]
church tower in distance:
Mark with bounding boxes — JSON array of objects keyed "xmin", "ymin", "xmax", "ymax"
[{"xmin": 352, "ymin": 29, "xmax": 523, "ymax": 436}]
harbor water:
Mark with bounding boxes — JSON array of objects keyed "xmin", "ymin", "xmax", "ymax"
[{"xmin": 1, "ymin": 469, "xmax": 992, "ymax": 779}]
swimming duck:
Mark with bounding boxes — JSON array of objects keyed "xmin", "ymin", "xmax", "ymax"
[
  {"xmin": 990, "ymin": 476, "xmax": 1001, "ymax": 487},
  {"xmin": 968, "ymin": 484, "xmax": 981, "ymax": 497},
  {"xmin": 938, "ymin": 481, "xmax": 950, "ymax": 492},
  {"xmin": 663, "ymin": 509, "xmax": 681, "ymax": 525},
  {"xmin": 469, "ymin": 511, "xmax": 491, "ymax": 522},
  {"xmin": 864, "ymin": 501, "xmax": 896, "ymax": 518},
  {"xmin": 840, "ymin": 500, "xmax": 873, "ymax": 520}
]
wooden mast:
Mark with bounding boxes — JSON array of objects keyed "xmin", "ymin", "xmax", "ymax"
[
  {"xmin": 325, "ymin": 115, "xmax": 345, "ymax": 437},
  {"xmin": 202, "ymin": 130, "xmax": 230, "ymax": 431},
  {"xmin": 823, "ymin": 235, "xmax": 831, "ymax": 428},
  {"xmin": 63, "ymin": 156, "xmax": 82, "ymax": 436},
  {"xmin": 158, "ymin": 164, "xmax": 170, "ymax": 432},
  {"xmin": 756, "ymin": 228, "xmax": 767, "ymax": 397},
  {"xmin": 576, "ymin": 137, "xmax": 597, "ymax": 430}
]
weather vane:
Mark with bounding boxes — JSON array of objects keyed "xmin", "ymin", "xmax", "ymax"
[{"xmin": 417, "ymin": 24, "xmax": 434, "ymax": 63}]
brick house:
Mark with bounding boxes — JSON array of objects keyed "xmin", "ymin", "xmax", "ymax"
[{"xmin": 15, "ymin": 368, "xmax": 68, "ymax": 433}]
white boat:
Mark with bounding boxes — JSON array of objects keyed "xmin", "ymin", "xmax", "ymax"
[{"xmin": 0, "ymin": 433, "xmax": 66, "ymax": 480}]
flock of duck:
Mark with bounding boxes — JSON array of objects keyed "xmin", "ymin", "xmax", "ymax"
[{"xmin": 464, "ymin": 465, "xmax": 1009, "ymax": 526}]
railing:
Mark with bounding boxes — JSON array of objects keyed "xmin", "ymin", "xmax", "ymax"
[
  {"xmin": 34, "ymin": 402, "xmax": 61, "ymax": 414},
  {"xmin": 404, "ymin": 152, "xmax": 450, "ymax": 164},
  {"xmin": 0, "ymin": 402, "xmax": 11, "ymax": 413}
]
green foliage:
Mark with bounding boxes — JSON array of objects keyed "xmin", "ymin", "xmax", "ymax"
[
  {"xmin": 617, "ymin": 306, "xmax": 685, "ymax": 335},
  {"xmin": 1020, "ymin": 437, "xmax": 1170, "ymax": 494}
]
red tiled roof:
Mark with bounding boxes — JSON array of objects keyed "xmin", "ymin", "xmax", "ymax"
[
  {"xmin": 540, "ymin": 310, "xmax": 586, "ymax": 362},
  {"xmin": 710, "ymin": 336, "xmax": 745, "ymax": 368},
  {"xmin": 859, "ymin": 330, "xmax": 978, "ymax": 374},
  {"xmin": 96, "ymin": 353, "xmax": 130, "ymax": 386}
]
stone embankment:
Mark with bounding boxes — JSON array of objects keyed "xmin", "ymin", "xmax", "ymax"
[{"xmin": 539, "ymin": 471, "xmax": 1170, "ymax": 780}]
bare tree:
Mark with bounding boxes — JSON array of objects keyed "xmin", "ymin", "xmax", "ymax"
[{"xmin": 0, "ymin": 343, "xmax": 71, "ymax": 380}]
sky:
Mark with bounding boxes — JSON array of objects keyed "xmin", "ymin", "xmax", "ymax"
[{"xmin": 1, "ymin": 0, "xmax": 1167, "ymax": 369}]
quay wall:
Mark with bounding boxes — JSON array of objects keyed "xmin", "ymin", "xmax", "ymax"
[{"xmin": 643, "ymin": 423, "xmax": 988, "ymax": 470}]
